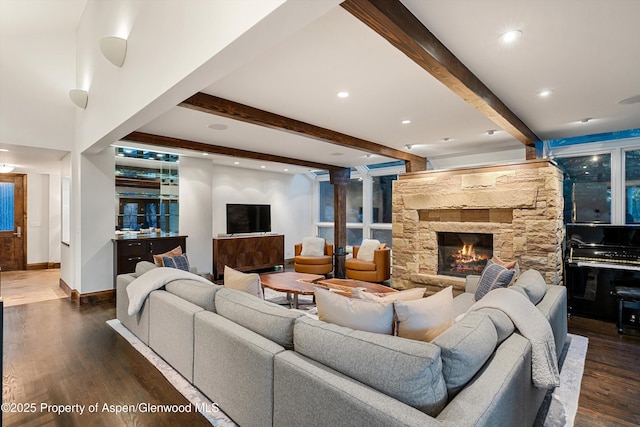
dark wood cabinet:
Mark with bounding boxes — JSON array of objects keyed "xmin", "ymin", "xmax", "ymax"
[
  {"xmin": 113, "ymin": 235, "xmax": 187, "ymax": 275},
  {"xmin": 213, "ymin": 234, "xmax": 284, "ymax": 279}
]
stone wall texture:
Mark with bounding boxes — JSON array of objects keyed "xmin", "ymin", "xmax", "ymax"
[{"xmin": 392, "ymin": 160, "xmax": 564, "ymax": 295}]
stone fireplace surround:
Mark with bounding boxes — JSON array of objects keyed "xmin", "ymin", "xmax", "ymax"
[{"xmin": 392, "ymin": 160, "xmax": 564, "ymax": 296}]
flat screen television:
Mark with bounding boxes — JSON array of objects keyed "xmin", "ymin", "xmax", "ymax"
[{"xmin": 226, "ymin": 204, "xmax": 271, "ymax": 235}]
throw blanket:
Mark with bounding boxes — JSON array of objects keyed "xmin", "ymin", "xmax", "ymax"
[
  {"xmin": 468, "ymin": 288, "xmax": 560, "ymax": 389},
  {"xmin": 127, "ymin": 267, "xmax": 213, "ymax": 316}
]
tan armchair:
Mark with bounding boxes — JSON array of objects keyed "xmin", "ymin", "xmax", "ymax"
[
  {"xmin": 294, "ymin": 242, "xmax": 334, "ymax": 275},
  {"xmin": 345, "ymin": 245, "xmax": 391, "ymax": 283}
]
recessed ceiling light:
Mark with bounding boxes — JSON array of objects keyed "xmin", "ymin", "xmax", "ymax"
[
  {"xmin": 580, "ymin": 118, "xmax": 592, "ymax": 123},
  {"xmin": 499, "ymin": 30, "xmax": 522, "ymax": 44},
  {"xmin": 234, "ymin": 161, "xmax": 240, "ymax": 165},
  {"xmin": 208, "ymin": 124, "xmax": 228, "ymax": 130},
  {"xmin": 260, "ymin": 165, "xmax": 266, "ymax": 169},
  {"xmin": 336, "ymin": 91, "xmax": 349, "ymax": 98},
  {"xmin": 0, "ymin": 149, "xmax": 8, "ymax": 152},
  {"xmin": 401, "ymin": 119, "xmax": 411, "ymax": 125},
  {"xmin": 487, "ymin": 130, "xmax": 496, "ymax": 135},
  {"xmin": 202, "ymin": 153, "xmax": 209, "ymax": 156},
  {"xmin": 405, "ymin": 144, "xmax": 413, "ymax": 150},
  {"xmin": 283, "ymin": 168, "xmax": 289, "ymax": 172},
  {"xmin": 537, "ymin": 90, "xmax": 554, "ymax": 97},
  {"xmin": 619, "ymin": 94, "xmax": 640, "ymax": 105},
  {"xmin": 442, "ymin": 137, "xmax": 451, "ymax": 142}
]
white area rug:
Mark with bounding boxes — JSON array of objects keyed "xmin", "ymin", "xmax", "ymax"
[
  {"xmin": 534, "ymin": 333, "xmax": 589, "ymax": 427},
  {"xmin": 108, "ymin": 318, "xmax": 587, "ymax": 426}
]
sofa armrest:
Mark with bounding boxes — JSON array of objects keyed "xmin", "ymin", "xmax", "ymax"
[{"xmin": 465, "ymin": 275, "xmax": 481, "ymax": 294}]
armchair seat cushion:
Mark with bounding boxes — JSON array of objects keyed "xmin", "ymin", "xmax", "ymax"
[
  {"xmin": 295, "ymin": 255, "xmax": 332, "ymax": 266},
  {"xmin": 345, "ymin": 257, "xmax": 376, "ymax": 272}
]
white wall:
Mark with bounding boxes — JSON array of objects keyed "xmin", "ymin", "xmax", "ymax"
[
  {"xmin": 60, "ymin": 153, "xmax": 73, "ymax": 287},
  {"xmin": 78, "ymin": 148, "xmax": 115, "ymax": 293},
  {"xmin": 179, "ymin": 156, "xmax": 213, "ymax": 273},
  {"xmin": 25, "ymin": 172, "xmax": 62, "ymax": 266},
  {"xmin": 74, "ymin": 0, "xmax": 341, "ymax": 154},
  {"xmin": 212, "ymin": 165, "xmax": 313, "ymax": 260}
]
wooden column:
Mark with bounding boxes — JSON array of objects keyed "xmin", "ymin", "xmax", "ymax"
[{"xmin": 330, "ymin": 168, "xmax": 350, "ymax": 275}]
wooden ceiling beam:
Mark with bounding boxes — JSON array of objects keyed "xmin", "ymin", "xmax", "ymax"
[
  {"xmin": 123, "ymin": 131, "xmax": 346, "ymax": 173},
  {"xmin": 342, "ymin": 0, "xmax": 540, "ymax": 159},
  {"xmin": 179, "ymin": 92, "xmax": 427, "ymax": 172}
]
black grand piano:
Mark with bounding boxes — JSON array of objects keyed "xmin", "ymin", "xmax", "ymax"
[{"xmin": 565, "ymin": 224, "xmax": 640, "ymax": 330}]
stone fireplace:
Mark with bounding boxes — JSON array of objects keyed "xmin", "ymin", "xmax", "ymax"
[
  {"xmin": 437, "ymin": 232, "xmax": 493, "ymax": 277},
  {"xmin": 392, "ymin": 160, "xmax": 564, "ymax": 295}
]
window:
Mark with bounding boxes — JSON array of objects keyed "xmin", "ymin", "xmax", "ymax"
[
  {"xmin": 371, "ymin": 229, "xmax": 392, "ymax": 248},
  {"xmin": 372, "ymin": 174, "xmax": 396, "ymax": 223},
  {"xmin": 0, "ymin": 182, "xmax": 14, "ymax": 231},
  {"xmin": 625, "ymin": 149, "xmax": 640, "ymax": 224},
  {"xmin": 555, "ymin": 154, "xmax": 612, "ymax": 223}
]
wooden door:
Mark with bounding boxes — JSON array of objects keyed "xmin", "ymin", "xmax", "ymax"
[{"xmin": 0, "ymin": 174, "xmax": 26, "ymax": 271}]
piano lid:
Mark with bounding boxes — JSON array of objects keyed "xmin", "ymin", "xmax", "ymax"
[{"xmin": 566, "ymin": 224, "xmax": 640, "ymax": 249}]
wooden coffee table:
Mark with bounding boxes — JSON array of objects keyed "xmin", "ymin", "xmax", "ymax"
[
  {"xmin": 316, "ymin": 278, "xmax": 397, "ymax": 298},
  {"xmin": 260, "ymin": 272, "xmax": 324, "ymax": 309}
]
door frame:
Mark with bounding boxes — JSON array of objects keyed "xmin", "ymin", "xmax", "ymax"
[{"xmin": 0, "ymin": 173, "xmax": 27, "ymax": 271}]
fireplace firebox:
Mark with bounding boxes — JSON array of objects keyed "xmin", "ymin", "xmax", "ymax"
[{"xmin": 437, "ymin": 232, "xmax": 493, "ymax": 277}]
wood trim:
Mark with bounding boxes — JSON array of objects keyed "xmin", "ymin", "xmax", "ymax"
[
  {"xmin": 342, "ymin": 0, "xmax": 540, "ymax": 149},
  {"xmin": 59, "ymin": 277, "xmax": 72, "ymax": 297},
  {"xmin": 59, "ymin": 278, "xmax": 115, "ymax": 305},
  {"xmin": 124, "ymin": 131, "xmax": 344, "ymax": 173},
  {"xmin": 179, "ymin": 92, "xmax": 427, "ymax": 172},
  {"xmin": 27, "ymin": 262, "xmax": 61, "ymax": 270},
  {"xmin": 78, "ymin": 289, "xmax": 115, "ymax": 306}
]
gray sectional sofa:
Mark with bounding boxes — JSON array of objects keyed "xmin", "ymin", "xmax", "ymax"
[{"xmin": 116, "ymin": 261, "xmax": 567, "ymax": 427}]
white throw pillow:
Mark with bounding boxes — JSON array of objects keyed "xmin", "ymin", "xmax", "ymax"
[
  {"xmin": 357, "ymin": 239, "xmax": 381, "ymax": 262},
  {"xmin": 352, "ymin": 287, "xmax": 425, "ymax": 302},
  {"xmin": 300, "ymin": 236, "xmax": 325, "ymax": 257},
  {"xmin": 224, "ymin": 265, "xmax": 264, "ymax": 299},
  {"xmin": 394, "ymin": 286, "xmax": 453, "ymax": 342},
  {"xmin": 314, "ymin": 286, "xmax": 394, "ymax": 335}
]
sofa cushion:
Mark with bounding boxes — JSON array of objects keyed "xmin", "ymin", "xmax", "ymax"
[
  {"xmin": 352, "ymin": 287, "xmax": 424, "ymax": 302},
  {"xmin": 314, "ymin": 286, "xmax": 394, "ymax": 335},
  {"xmin": 344, "ymin": 257, "xmax": 376, "ymax": 272},
  {"xmin": 300, "ymin": 236, "xmax": 325, "ymax": 257},
  {"xmin": 224, "ymin": 265, "xmax": 264, "ymax": 299},
  {"xmin": 432, "ymin": 312, "xmax": 498, "ymax": 396},
  {"xmin": 394, "ymin": 286, "xmax": 453, "ymax": 342},
  {"xmin": 153, "ymin": 246, "xmax": 182, "ymax": 266},
  {"xmin": 162, "ymin": 254, "xmax": 190, "ymax": 271},
  {"xmin": 474, "ymin": 261, "xmax": 515, "ymax": 300},
  {"xmin": 293, "ymin": 316, "xmax": 448, "ymax": 416},
  {"xmin": 512, "ymin": 269, "xmax": 547, "ymax": 305},
  {"xmin": 357, "ymin": 239, "xmax": 381, "ymax": 262},
  {"xmin": 475, "ymin": 307, "xmax": 515, "ymax": 344},
  {"xmin": 294, "ymin": 255, "xmax": 332, "ymax": 265},
  {"xmin": 165, "ymin": 279, "xmax": 222, "ymax": 312},
  {"xmin": 133, "ymin": 261, "xmax": 157, "ymax": 277},
  {"xmin": 214, "ymin": 288, "xmax": 303, "ymax": 350}
]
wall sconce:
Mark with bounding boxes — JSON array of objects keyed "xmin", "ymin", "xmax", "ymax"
[
  {"xmin": 100, "ymin": 36, "xmax": 127, "ymax": 67},
  {"xmin": 69, "ymin": 89, "xmax": 88, "ymax": 109},
  {"xmin": 0, "ymin": 164, "xmax": 15, "ymax": 173}
]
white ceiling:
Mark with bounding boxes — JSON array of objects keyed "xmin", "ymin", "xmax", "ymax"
[{"xmin": 2, "ymin": 0, "xmax": 640, "ymax": 175}]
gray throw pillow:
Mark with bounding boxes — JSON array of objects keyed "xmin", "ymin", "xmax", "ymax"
[
  {"xmin": 512, "ymin": 269, "xmax": 547, "ymax": 305},
  {"xmin": 474, "ymin": 260, "xmax": 515, "ymax": 300}
]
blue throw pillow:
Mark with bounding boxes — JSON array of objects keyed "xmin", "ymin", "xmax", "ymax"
[
  {"xmin": 162, "ymin": 254, "xmax": 190, "ymax": 271},
  {"xmin": 474, "ymin": 260, "xmax": 515, "ymax": 300}
]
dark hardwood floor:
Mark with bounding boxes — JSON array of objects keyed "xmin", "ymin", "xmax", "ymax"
[
  {"xmin": 2, "ymin": 298, "xmax": 211, "ymax": 426},
  {"xmin": 2, "ymin": 278, "xmax": 640, "ymax": 426},
  {"xmin": 569, "ymin": 315, "xmax": 640, "ymax": 427}
]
